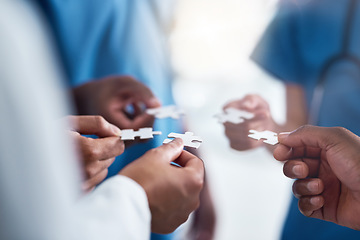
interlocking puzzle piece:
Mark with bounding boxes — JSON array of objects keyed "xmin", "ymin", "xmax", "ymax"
[
  {"xmin": 248, "ymin": 130, "xmax": 278, "ymax": 145},
  {"xmin": 215, "ymin": 107, "xmax": 254, "ymax": 124},
  {"xmin": 120, "ymin": 128, "xmax": 162, "ymax": 141},
  {"xmin": 146, "ymin": 105, "xmax": 185, "ymax": 119},
  {"xmin": 163, "ymin": 132, "xmax": 203, "ymax": 149}
]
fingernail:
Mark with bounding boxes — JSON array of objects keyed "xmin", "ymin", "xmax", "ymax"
[
  {"xmin": 307, "ymin": 181, "xmax": 319, "ymax": 192},
  {"xmin": 292, "ymin": 165, "xmax": 303, "ymax": 176},
  {"xmin": 171, "ymin": 138, "xmax": 183, "ymax": 145},
  {"xmin": 310, "ymin": 196, "xmax": 320, "ymax": 206},
  {"xmin": 110, "ymin": 124, "xmax": 121, "ymax": 136}
]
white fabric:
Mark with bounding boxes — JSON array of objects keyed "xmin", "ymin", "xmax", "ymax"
[{"xmin": 0, "ymin": 0, "xmax": 150, "ymax": 239}]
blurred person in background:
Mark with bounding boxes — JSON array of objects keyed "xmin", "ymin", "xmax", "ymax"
[
  {"xmin": 34, "ymin": 1, "xmax": 216, "ymax": 239},
  {"xmin": 223, "ymin": 0, "xmax": 360, "ymax": 239},
  {"xmin": 0, "ymin": 0, "xmax": 205, "ymax": 239}
]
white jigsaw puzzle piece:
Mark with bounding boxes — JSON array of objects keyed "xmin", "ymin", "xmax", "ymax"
[
  {"xmin": 121, "ymin": 128, "xmax": 162, "ymax": 141},
  {"xmin": 215, "ymin": 107, "xmax": 255, "ymax": 124},
  {"xmin": 146, "ymin": 105, "xmax": 185, "ymax": 119},
  {"xmin": 248, "ymin": 130, "xmax": 278, "ymax": 145},
  {"xmin": 163, "ymin": 132, "xmax": 203, "ymax": 149}
]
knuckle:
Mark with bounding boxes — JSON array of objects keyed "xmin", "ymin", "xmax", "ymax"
[
  {"xmin": 263, "ymin": 110, "xmax": 271, "ymax": 119},
  {"xmin": 147, "ymin": 148, "xmax": 161, "ymax": 158},
  {"xmin": 85, "ymin": 166, "xmax": 96, "ymax": 178},
  {"xmin": 244, "ymin": 94, "xmax": 255, "ymax": 100},
  {"xmin": 94, "ymin": 116, "xmax": 108, "ymax": 131},
  {"xmin": 190, "ymin": 174, "xmax": 204, "ymax": 191},
  {"xmin": 88, "ymin": 146, "xmax": 102, "ymax": 160},
  {"xmin": 123, "ymin": 75, "xmax": 137, "ymax": 82},
  {"xmin": 193, "ymin": 199, "xmax": 201, "ymax": 211},
  {"xmin": 117, "ymin": 140, "xmax": 125, "ymax": 154},
  {"xmin": 177, "ymin": 213, "xmax": 190, "ymax": 226},
  {"xmin": 331, "ymin": 126, "xmax": 347, "ymax": 136},
  {"xmin": 298, "ymin": 125, "xmax": 311, "ymax": 132}
]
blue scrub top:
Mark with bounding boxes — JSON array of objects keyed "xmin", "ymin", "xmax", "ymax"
[
  {"xmin": 252, "ymin": 0, "xmax": 360, "ymax": 239},
  {"xmin": 38, "ymin": 1, "xmax": 181, "ymax": 239}
]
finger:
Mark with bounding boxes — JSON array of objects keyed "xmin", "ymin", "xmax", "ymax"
[
  {"xmin": 85, "ymin": 137, "xmax": 125, "ymax": 161},
  {"xmin": 85, "ymin": 157, "xmax": 116, "ymax": 178},
  {"xmin": 68, "ymin": 115, "xmax": 121, "ymax": 137},
  {"xmin": 132, "ymin": 102, "xmax": 144, "ymax": 116},
  {"xmin": 274, "ymin": 144, "xmax": 322, "ymax": 161},
  {"xmin": 175, "ymin": 151, "xmax": 205, "ymax": 177},
  {"xmin": 292, "ymin": 179, "xmax": 324, "ymax": 197},
  {"xmin": 120, "ymin": 78, "xmax": 160, "ymax": 108},
  {"xmin": 107, "ymin": 110, "xmax": 135, "ymax": 129},
  {"xmin": 131, "ymin": 113, "xmax": 156, "ymax": 129},
  {"xmin": 283, "ymin": 160, "xmax": 309, "ymax": 179},
  {"xmin": 151, "ymin": 138, "xmax": 184, "ymax": 163},
  {"xmin": 223, "ymin": 97, "xmax": 255, "ymax": 111},
  {"xmin": 277, "ymin": 125, "xmax": 353, "ymax": 150},
  {"xmin": 224, "ymin": 95, "xmax": 268, "ymax": 111},
  {"xmin": 144, "ymin": 96, "xmax": 161, "ymax": 108},
  {"xmin": 298, "ymin": 196, "xmax": 325, "ymax": 217},
  {"xmin": 82, "ymin": 168, "xmax": 109, "ymax": 192}
]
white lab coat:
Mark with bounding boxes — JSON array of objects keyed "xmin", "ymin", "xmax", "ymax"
[{"xmin": 0, "ymin": 1, "xmax": 150, "ymax": 239}]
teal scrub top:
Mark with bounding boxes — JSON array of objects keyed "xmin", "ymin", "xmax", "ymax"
[{"xmin": 252, "ymin": 0, "xmax": 360, "ymax": 239}]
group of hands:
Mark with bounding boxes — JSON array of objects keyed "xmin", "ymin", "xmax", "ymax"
[
  {"xmin": 66, "ymin": 75, "xmax": 214, "ymax": 237},
  {"xmin": 224, "ymin": 95, "xmax": 360, "ymax": 230},
  {"xmin": 67, "ymin": 74, "xmax": 360, "ymax": 234}
]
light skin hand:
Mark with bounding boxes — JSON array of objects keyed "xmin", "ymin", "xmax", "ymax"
[
  {"xmin": 66, "ymin": 115, "xmax": 125, "ymax": 192},
  {"xmin": 273, "ymin": 125, "xmax": 360, "ymax": 230},
  {"xmin": 119, "ymin": 138, "xmax": 205, "ymax": 234},
  {"xmin": 223, "ymin": 94, "xmax": 277, "ymax": 150},
  {"xmin": 223, "ymin": 84, "xmax": 307, "ymax": 151},
  {"xmin": 72, "ymin": 75, "xmax": 161, "ymax": 130}
]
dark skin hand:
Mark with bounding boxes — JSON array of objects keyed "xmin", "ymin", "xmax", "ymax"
[
  {"xmin": 274, "ymin": 125, "xmax": 360, "ymax": 230},
  {"xmin": 72, "ymin": 75, "xmax": 161, "ymax": 130},
  {"xmin": 66, "ymin": 115, "xmax": 125, "ymax": 192}
]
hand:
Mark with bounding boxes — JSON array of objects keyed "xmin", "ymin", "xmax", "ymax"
[
  {"xmin": 223, "ymin": 94, "xmax": 276, "ymax": 150},
  {"xmin": 72, "ymin": 75, "xmax": 161, "ymax": 130},
  {"xmin": 66, "ymin": 116, "xmax": 125, "ymax": 192},
  {"xmin": 273, "ymin": 125, "xmax": 360, "ymax": 230},
  {"xmin": 119, "ymin": 138, "xmax": 205, "ymax": 234}
]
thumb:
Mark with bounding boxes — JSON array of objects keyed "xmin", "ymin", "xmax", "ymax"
[
  {"xmin": 274, "ymin": 125, "xmax": 336, "ymax": 161},
  {"xmin": 277, "ymin": 125, "xmax": 347, "ymax": 149},
  {"xmin": 67, "ymin": 115, "xmax": 121, "ymax": 137},
  {"xmin": 152, "ymin": 138, "xmax": 184, "ymax": 163}
]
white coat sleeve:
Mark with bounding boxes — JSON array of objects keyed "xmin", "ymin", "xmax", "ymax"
[{"xmin": 0, "ymin": 1, "xmax": 150, "ymax": 239}]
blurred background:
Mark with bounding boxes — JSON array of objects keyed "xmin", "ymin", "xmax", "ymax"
[{"xmin": 170, "ymin": 0, "xmax": 293, "ymax": 239}]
